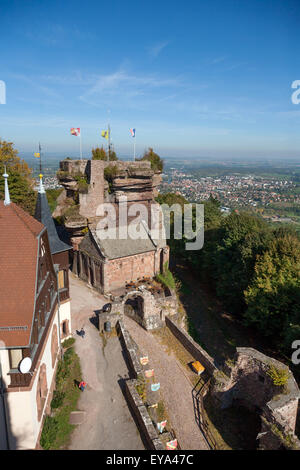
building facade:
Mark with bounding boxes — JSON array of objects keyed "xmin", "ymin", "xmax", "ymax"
[{"xmin": 0, "ymin": 174, "xmax": 71, "ymax": 449}]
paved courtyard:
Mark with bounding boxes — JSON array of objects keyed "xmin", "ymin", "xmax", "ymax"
[{"xmin": 67, "ymin": 273, "xmax": 144, "ymax": 450}]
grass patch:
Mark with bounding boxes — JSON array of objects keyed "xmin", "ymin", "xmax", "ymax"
[
  {"xmin": 156, "ymin": 262, "xmax": 176, "ymax": 290},
  {"xmin": 40, "ymin": 344, "xmax": 81, "ymax": 450},
  {"xmin": 156, "ymin": 400, "xmax": 166, "ymax": 422},
  {"xmin": 135, "ymin": 376, "xmax": 147, "ymax": 402}
]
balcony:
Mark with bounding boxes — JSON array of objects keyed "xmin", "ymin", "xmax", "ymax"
[{"xmin": 8, "ymin": 371, "xmax": 31, "ymax": 388}]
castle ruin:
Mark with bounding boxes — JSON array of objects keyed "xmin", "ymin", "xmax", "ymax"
[{"xmin": 55, "ymin": 159, "xmax": 169, "ymax": 295}]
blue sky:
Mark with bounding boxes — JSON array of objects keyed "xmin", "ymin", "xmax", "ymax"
[{"xmin": 0, "ymin": 0, "xmax": 300, "ymax": 159}]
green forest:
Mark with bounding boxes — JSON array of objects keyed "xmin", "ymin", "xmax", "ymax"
[{"xmin": 156, "ymin": 193, "xmax": 300, "ymax": 357}]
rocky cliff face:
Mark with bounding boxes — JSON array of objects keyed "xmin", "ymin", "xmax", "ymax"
[{"xmin": 54, "ymin": 159, "xmax": 162, "ymax": 249}]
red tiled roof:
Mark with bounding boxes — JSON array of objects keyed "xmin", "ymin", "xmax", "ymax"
[{"xmin": 0, "ymin": 201, "xmax": 44, "ymax": 347}]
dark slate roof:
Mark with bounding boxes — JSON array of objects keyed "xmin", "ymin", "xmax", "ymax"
[
  {"xmin": 35, "ymin": 192, "xmax": 71, "ymax": 254},
  {"xmin": 89, "ymin": 222, "xmax": 157, "ymax": 260}
]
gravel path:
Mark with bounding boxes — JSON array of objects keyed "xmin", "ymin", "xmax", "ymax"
[
  {"xmin": 124, "ymin": 316, "xmax": 209, "ymax": 450},
  {"xmin": 68, "ymin": 274, "xmax": 144, "ymax": 450}
]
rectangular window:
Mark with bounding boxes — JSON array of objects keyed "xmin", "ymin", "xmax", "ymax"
[
  {"xmin": 58, "ymin": 270, "xmax": 65, "ymax": 289},
  {"xmin": 50, "ymin": 284, "xmax": 55, "ymax": 304},
  {"xmin": 9, "ymin": 349, "xmax": 23, "ymax": 370},
  {"xmin": 62, "ymin": 321, "xmax": 67, "ymax": 336}
]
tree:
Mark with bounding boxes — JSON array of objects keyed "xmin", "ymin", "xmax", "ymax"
[
  {"xmin": 213, "ymin": 212, "xmax": 271, "ymax": 313},
  {"xmin": 0, "ymin": 139, "xmax": 36, "ymax": 214},
  {"xmin": 244, "ymin": 233, "xmax": 300, "ymax": 339},
  {"xmin": 92, "ymin": 146, "xmax": 118, "ymax": 161},
  {"xmin": 139, "ymin": 148, "xmax": 163, "ymax": 172},
  {"xmin": 92, "ymin": 147, "xmax": 107, "ymax": 160},
  {"xmin": 108, "ymin": 148, "xmax": 118, "ymax": 161}
]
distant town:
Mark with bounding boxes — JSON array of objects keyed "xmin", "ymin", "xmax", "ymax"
[{"xmin": 33, "ymin": 156, "xmax": 300, "ymax": 228}]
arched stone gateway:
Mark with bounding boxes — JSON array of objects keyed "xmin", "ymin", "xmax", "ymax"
[
  {"xmin": 100, "ymin": 286, "xmax": 177, "ymax": 332},
  {"xmin": 124, "ymin": 294, "xmax": 144, "ymax": 327},
  {"xmin": 120, "ymin": 289, "xmax": 165, "ymax": 330}
]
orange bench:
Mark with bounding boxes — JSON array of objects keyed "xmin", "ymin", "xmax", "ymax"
[{"xmin": 191, "ymin": 361, "xmax": 205, "ymax": 375}]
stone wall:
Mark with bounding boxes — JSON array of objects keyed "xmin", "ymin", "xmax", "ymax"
[
  {"xmin": 106, "ymin": 251, "xmax": 156, "ymax": 292},
  {"xmin": 211, "ymin": 347, "xmax": 300, "ymax": 450},
  {"xmin": 117, "ymin": 320, "xmax": 166, "ymax": 450},
  {"xmin": 117, "ymin": 320, "xmax": 143, "ymax": 379},
  {"xmin": 165, "ymin": 316, "xmax": 218, "ymax": 375},
  {"xmin": 57, "ymin": 159, "xmax": 161, "ymax": 221},
  {"xmin": 125, "ymin": 380, "xmax": 165, "ymax": 450},
  {"xmin": 111, "ymin": 288, "xmax": 177, "ymax": 331}
]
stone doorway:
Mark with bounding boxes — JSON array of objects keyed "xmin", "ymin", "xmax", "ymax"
[
  {"xmin": 89, "ymin": 265, "xmax": 94, "ymax": 286},
  {"xmin": 124, "ymin": 295, "xmax": 144, "ymax": 327}
]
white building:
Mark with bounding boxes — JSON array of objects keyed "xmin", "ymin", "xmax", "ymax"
[{"xmin": 0, "ymin": 173, "xmax": 72, "ymax": 449}]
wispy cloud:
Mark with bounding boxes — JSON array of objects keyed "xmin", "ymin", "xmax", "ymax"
[
  {"xmin": 9, "ymin": 73, "xmax": 61, "ymax": 99},
  {"xmin": 147, "ymin": 41, "xmax": 170, "ymax": 58},
  {"xmin": 79, "ymin": 67, "xmax": 183, "ymax": 107},
  {"xmin": 210, "ymin": 56, "xmax": 227, "ymax": 65}
]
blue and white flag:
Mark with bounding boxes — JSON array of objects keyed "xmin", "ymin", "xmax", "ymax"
[{"xmin": 130, "ymin": 128, "xmax": 136, "ymax": 137}]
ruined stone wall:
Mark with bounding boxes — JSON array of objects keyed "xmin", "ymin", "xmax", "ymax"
[
  {"xmin": 210, "ymin": 347, "xmax": 300, "ymax": 450},
  {"xmin": 124, "ymin": 380, "xmax": 165, "ymax": 450},
  {"xmin": 56, "ymin": 159, "xmax": 167, "ymax": 259},
  {"xmin": 165, "ymin": 317, "xmax": 218, "ymax": 375},
  {"xmin": 106, "ymin": 251, "xmax": 156, "ymax": 292},
  {"xmin": 117, "ymin": 320, "xmax": 169, "ymax": 450},
  {"xmin": 58, "ymin": 159, "xmax": 161, "ymax": 219},
  {"xmin": 79, "ymin": 160, "xmax": 106, "ymax": 218}
]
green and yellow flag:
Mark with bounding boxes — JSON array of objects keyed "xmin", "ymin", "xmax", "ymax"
[
  {"xmin": 101, "ymin": 130, "xmax": 109, "ymax": 139},
  {"xmin": 34, "ymin": 152, "xmax": 40, "ymax": 158}
]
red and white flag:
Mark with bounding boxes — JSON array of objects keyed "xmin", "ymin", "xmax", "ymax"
[{"xmin": 71, "ymin": 127, "xmax": 80, "ymax": 136}]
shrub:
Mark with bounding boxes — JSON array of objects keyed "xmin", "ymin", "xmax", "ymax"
[
  {"xmin": 40, "ymin": 416, "xmax": 59, "ymax": 450},
  {"xmin": 50, "ymin": 390, "xmax": 65, "ymax": 409},
  {"xmin": 77, "ymin": 179, "xmax": 89, "ymax": 194},
  {"xmin": 267, "ymin": 365, "xmax": 289, "ymax": 387},
  {"xmin": 56, "ymin": 170, "xmax": 71, "ymax": 180},
  {"xmin": 40, "ymin": 346, "xmax": 81, "ymax": 449},
  {"xmin": 92, "ymin": 147, "xmax": 107, "ymax": 160},
  {"xmin": 104, "ymin": 165, "xmax": 118, "ymax": 193},
  {"xmin": 104, "ymin": 164, "xmax": 118, "ymax": 182},
  {"xmin": 62, "ymin": 337, "xmax": 75, "ymax": 349},
  {"xmin": 63, "ymin": 347, "xmax": 75, "ymax": 365},
  {"xmin": 64, "ymin": 204, "xmax": 80, "ymax": 219},
  {"xmin": 138, "ymin": 147, "xmax": 163, "ymax": 172}
]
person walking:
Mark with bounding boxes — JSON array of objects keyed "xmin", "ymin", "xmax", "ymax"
[{"xmin": 79, "ymin": 381, "xmax": 87, "ymax": 392}]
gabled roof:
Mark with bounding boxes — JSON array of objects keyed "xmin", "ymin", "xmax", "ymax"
[
  {"xmin": 35, "ymin": 191, "xmax": 71, "ymax": 254},
  {"xmin": 0, "ymin": 201, "xmax": 44, "ymax": 347},
  {"xmin": 88, "ymin": 222, "xmax": 157, "ymax": 260}
]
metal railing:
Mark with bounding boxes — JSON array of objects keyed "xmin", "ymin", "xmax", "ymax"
[{"xmin": 192, "ymin": 375, "xmax": 218, "ymax": 450}]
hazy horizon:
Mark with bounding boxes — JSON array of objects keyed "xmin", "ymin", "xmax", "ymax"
[{"xmin": 1, "ymin": 0, "xmax": 300, "ymax": 160}]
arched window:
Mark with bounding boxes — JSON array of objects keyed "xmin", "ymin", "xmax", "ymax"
[
  {"xmin": 36, "ymin": 363, "xmax": 48, "ymax": 422},
  {"xmin": 51, "ymin": 324, "xmax": 58, "ymax": 368}
]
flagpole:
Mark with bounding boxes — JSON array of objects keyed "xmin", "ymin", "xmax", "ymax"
[
  {"xmin": 108, "ymin": 124, "xmax": 110, "ymax": 161},
  {"xmin": 39, "ymin": 142, "xmax": 42, "ymax": 174},
  {"xmin": 79, "ymin": 132, "xmax": 82, "ymax": 160},
  {"xmin": 133, "ymin": 138, "xmax": 136, "ymax": 161}
]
